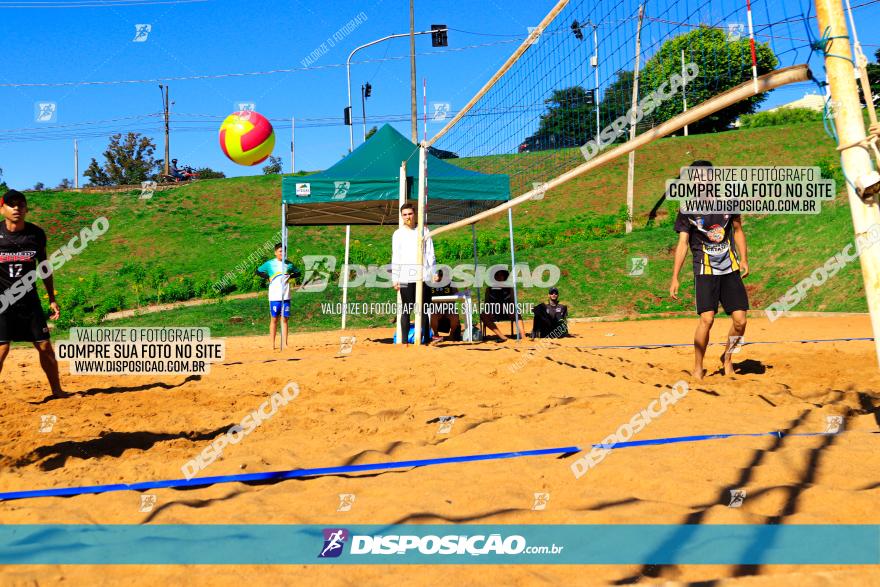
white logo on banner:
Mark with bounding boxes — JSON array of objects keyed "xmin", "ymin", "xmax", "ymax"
[{"xmin": 333, "ymin": 181, "xmax": 350, "ymax": 199}]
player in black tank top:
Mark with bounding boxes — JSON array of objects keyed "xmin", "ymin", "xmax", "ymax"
[{"xmin": 0, "ymin": 190, "xmax": 64, "ymax": 398}]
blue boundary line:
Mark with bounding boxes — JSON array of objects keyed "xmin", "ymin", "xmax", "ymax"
[
  {"xmin": 0, "ymin": 431, "xmax": 831, "ymax": 502},
  {"xmin": 569, "ymin": 337, "xmax": 873, "ymax": 350}
]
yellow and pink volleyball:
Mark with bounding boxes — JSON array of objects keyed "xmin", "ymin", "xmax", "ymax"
[{"xmin": 219, "ymin": 111, "xmax": 275, "ymax": 166}]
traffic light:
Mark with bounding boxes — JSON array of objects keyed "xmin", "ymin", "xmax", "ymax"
[
  {"xmin": 344, "ymin": 106, "xmax": 352, "ymax": 126},
  {"xmin": 571, "ymin": 20, "xmax": 584, "ymax": 41},
  {"xmin": 431, "ymin": 24, "xmax": 448, "ymax": 47},
  {"xmin": 364, "ymin": 82, "xmax": 372, "ymax": 98}
]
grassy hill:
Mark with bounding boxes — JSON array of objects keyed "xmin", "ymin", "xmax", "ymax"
[{"xmin": 16, "ymin": 120, "xmax": 867, "ymax": 338}]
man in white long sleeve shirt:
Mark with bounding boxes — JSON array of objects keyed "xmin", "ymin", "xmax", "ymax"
[{"xmin": 392, "ymin": 203, "xmax": 435, "ymax": 345}]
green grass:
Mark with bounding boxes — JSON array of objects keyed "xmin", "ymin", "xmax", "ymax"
[{"xmin": 18, "ymin": 119, "xmax": 867, "ymax": 338}]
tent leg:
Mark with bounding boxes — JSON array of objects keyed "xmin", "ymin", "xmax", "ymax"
[
  {"xmin": 414, "ymin": 145, "xmax": 427, "ymax": 347},
  {"xmin": 507, "ymin": 208, "xmax": 522, "ymax": 340},
  {"xmin": 472, "ymin": 224, "xmax": 481, "ymax": 341},
  {"xmin": 396, "ymin": 161, "xmax": 407, "ymax": 344},
  {"xmin": 342, "ymin": 224, "xmax": 351, "ymax": 330},
  {"xmin": 280, "ymin": 203, "xmax": 287, "ymax": 351}
]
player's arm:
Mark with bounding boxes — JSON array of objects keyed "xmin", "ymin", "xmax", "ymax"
[
  {"xmin": 255, "ymin": 261, "xmax": 270, "ymax": 280},
  {"xmin": 732, "ymin": 216, "xmax": 749, "ymax": 277},
  {"xmin": 669, "ymin": 231, "xmax": 689, "ymax": 300},
  {"xmin": 38, "ymin": 244, "xmax": 60, "ymax": 319}
]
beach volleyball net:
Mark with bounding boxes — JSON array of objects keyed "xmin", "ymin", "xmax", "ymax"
[{"xmin": 423, "ymin": 0, "xmax": 821, "ymax": 237}]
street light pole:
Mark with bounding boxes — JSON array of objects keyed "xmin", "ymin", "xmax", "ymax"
[
  {"xmin": 410, "ymin": 0, "xmax": 417, "ymax": 142},
  {"xmin": 592, "ymin": 22, "xmax": 600, "ymax": 134},
  {"xmin": 345, "ymin": 28, "xmax": 447, "ymax": 152}
]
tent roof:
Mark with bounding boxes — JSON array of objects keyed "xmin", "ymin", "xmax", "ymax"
[{"xmin": 281, "ymin": 124, "xmax": 509, "ymax": 226}]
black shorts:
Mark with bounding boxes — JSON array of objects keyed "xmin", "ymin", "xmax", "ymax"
[
  {"xmin": 694, "ymin": 271, "xmax": 749, "ymax": 315},
  {"xmin": 0, "ymin": 299, "xmax": 50, "ymax": 343}
]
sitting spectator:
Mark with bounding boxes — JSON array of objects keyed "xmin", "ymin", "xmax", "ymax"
[
  {"xmin": 429, "ymin": 268, "xmax": 462, "ymax": 342},
  {"xmin": 532, "ymin": 287, "xmax": 568, "ymax": 339},
  {"xmin": 480, "ymin": 268, "xmax": 525, "ymax": 341}
]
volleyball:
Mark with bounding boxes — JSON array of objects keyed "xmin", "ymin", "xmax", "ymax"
[{"xmin": 218, "ymin": 110, "xmax": 275, "ymax": 166}]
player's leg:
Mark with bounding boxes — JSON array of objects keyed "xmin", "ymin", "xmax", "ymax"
[
  {"xmin": 0, "ymin": 312, "xmax": 9, "ymax": 375},
  {"xmin": 0, "ymin": 343, "xmax": 9, "ymax": 375},
  {"xmin": 693, "ymin": 275, "xmax": 721, "ymax": 379},
  {"xmin": 721, "ymin": 310, "xmax": 747, "ymax": 375},
  {"xmin": 399, "ymin": 283, "xmax": 415, "ymax": 345},
  {"xmin": 719, "ymin": 272, "xmax": 750, "ymax": 375},
  {"xmin": 282, "ymin": 300, "xmax": 290, "ymax": 347},
  {"xmin": 694, "ymin": 311, "xmax": 715, "ymax": 379},
  {"xmin": 34, "ymin": 339, "xmax": 63, "ymax": 395},
  {"xmin": 418, "ymin": 283, "xmax": 432, "ymax": 344},
  {"xmin": 269, "ymin": 302, "xmax": 279, "ymax": 349}
]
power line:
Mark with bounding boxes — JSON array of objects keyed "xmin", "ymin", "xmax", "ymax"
[
  {"xmin": 0, "ymin": 0, "xmax": 207, "ymax": 8},
  {"xmin": 0, "ymin": 38, "xmax": 522, "ymax": 88}
]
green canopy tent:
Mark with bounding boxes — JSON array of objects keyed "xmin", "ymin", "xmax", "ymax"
[
  {"xmin": 281, "ymin": 124, "xmax": 508, "ymax": 225},
  {"xmin": 280, "ymin": 124, "xmax": 511, "ymax": 335}
]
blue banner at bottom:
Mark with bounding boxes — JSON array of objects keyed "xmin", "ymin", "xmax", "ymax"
[{"xmin": 1, "ymin": 525, "xmax": 877, "ymax": 565}]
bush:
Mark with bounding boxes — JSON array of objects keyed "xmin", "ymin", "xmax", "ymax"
[
  {"xmin": 162, "ymin": 276, "xmax": 196, "ymax": 302},
  {"xmin": 195, "ymin": 167, "xmax": 226, "ymax": 179},
  {"xmin": 815, "ymin": 156, "xmax": 845, "ymax": 190},
  {"xmin": 738, "ymin": 107, "xmax": 823, "ymax": 129}
]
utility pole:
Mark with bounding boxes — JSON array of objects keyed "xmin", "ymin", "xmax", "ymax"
[
  {"xmin": 589, "ymin": 21, "xmax": 600, "ymax": 136},
  {"xmin": 410, "ymin": 0, "xmax": 417, "ymax": 142},
  {"xmin": 290, "ymin": 116, "xmax": 295, "ymax": 174},
  {"xmin": 625, "ymin": 4, "xmax": 645, "ymax": 234},
  {"xmin": 815, "ymin": 0, "xmax": 880, "ymax": 366},
  {"xmin": 159, "ymin": 84, "xmax": 170, "ymax": 176},
  {"xmin": 73, "ymin": 139, "xmax": 79, "ymax": 189}
]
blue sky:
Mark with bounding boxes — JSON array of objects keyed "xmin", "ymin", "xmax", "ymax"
[{"xmin": 1, "ymin": 0, "xmax": 878, "ymax": 189}]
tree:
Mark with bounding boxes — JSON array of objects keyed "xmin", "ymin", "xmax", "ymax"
[
  {"xmin": 0, "ymin": 167, "xmax": 6, "ymax": 193},
  {"xmin": 365, "ymin": 125, "xmax": 378, "ymax": 140},
  {"xmin": 859, "ymin": 48, "xmax": 879, "ymax": 106},
  {"xmin": 639, "ymin": 26, "xmax": 778, "ymax": 133},
  {"xmin": 32, "ymin": 182, "xmax": 45, "ymax": 191},
  {"xmin": 56, "ymin": 178, "xmax": 73, "ymax": 190},
  {"xmin": 535, "ymin": 86, "xmax": 596, "ymax": 145},
  {"xmin": 262, "ymin": 155, "xmax": 283, "ymax": 175},
  {"xmin": 84, "ymin": 132, "xmax": 158, "ymax": 186}
]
